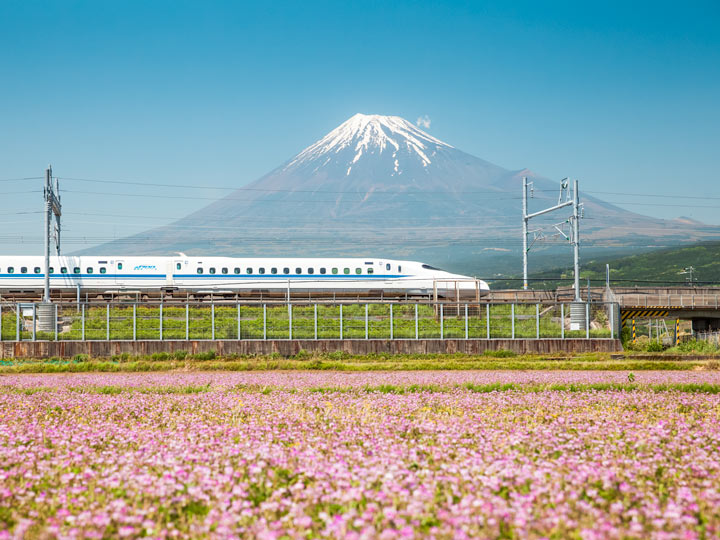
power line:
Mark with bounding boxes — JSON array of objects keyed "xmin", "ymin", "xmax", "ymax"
[
  {"xmin": 0, "ymin": 176, "xmax": 43, "ymax": 182},
  {"xmin": 587, "ymin": 191, "xmax": 720, "ymax": 201},
  {"xmin": 57, "ymin": 176, "xmax": 544, "ymax": 195},
  {"xmin": 58, "ymin": 188, "xmax": 525, "ymax": 203}
]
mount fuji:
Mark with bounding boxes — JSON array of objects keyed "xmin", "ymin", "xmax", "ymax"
[{"xmin": 91, "ymin": 113, "xmax": 718, "ymax": 274}]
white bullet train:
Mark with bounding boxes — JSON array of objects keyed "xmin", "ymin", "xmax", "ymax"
[{"xmin": 0, "ymin": 255, "xmax": 489, "ymax": 297}]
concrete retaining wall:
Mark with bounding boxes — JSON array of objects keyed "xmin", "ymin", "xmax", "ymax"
[{"xmin": 1, "ymin": 339, "xmax": 622, "ymax": 358}]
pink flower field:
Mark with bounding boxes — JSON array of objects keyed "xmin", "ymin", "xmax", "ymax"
[{"xmin": 1, "ymin": 372, "xmax": 719, "ymax": 539}]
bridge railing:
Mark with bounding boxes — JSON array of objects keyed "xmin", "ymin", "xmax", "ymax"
[
  {"xmin": 614, "ymin": 293, "xmax": 720, "ymax": 309},
  {"xmin": 0, "ymin": 300, "xmax": 619, "ymax": 342}
]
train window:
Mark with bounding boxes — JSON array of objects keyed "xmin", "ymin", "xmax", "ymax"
[
  {"xmin": 308, "ymin": 268, "xmax": 314, "ymax": 274},
  {"xmin": 86, "ymin": 267, "xmax": 93, "ymax": 274},
  {"xmin": 34, "ymin": 267, "xmax": 41, "ymax": 274},
  {"xmin": 118, "ymin": 263, "xmax": 123, "ymax": 270},
  {"xmin": 368, "ymin": 268, "xmax": 374, "ymax": 274},
  {"xmin": 222, "ymin": 268, "xmax": 228, "ymax": 274},
  {"xmin": 49, "ymin": 267, "xmax": 54, "ymax": 274},
  {"xmin": 320, "ymin": 268, "xmax": 326, "ymax": 274},
  {"xmin": 271, "ymin": 268, "xmax": 278, "ymax": 274},
  {"xmin": 234, "ymin": 268, "xmax": 240, "ymax": 274},
  {"xmin": 386, "ymin": 264, "xmax": 391, "ymax": 271},
  {"xmin": 246, "ymin": 268, "xmax": 253, "ymax": 274},
  {"xmin": 7, "ymin": 267, "xmax": 13, "ymax": 274},
  {"xmin": 61, "ymin": 267, "xmax": 67, "ymax": 274},
  {"xmin": 259, "ymin": 267, "xmax": 265, "ymax": 274},
  {"xmin": 100, "ymin": 267, "xmax": 106, "ymax": 274},
  {"xmin": 21, "ymin": 267, "xmax": 27, "ymax": 274},
  {"xmin": 399, "ymin": 266, "xmax": 402, "ymax": 272},
  {"xmin": 332, "ymin": 268, "xmax": 338, "ymax": 274},
  {"xmin": 355, "ymin": 268, "xmax": 361, "ymax": 274},
  {"xmin": 197, "ymin": 268, "xmax": 204, "ymax": 274},
  {"xmin": 176, "ymin": 263, "xmax": 182, "ymax": 270},
  {"xmin": 209, "ymin": 268, "xmax": 216, "ymax": 274},
  {"xmin": 344, "ymin": 268, "xmax": 350, "ymax": 275},
  {"xmin": 295, "ymin": 267, "xmax": 301, "ymax": 274},
  {"xmin": 73, "ymin": 267, "xmax": 80, "ymax": 274},
  {"xmin": 283, "ymin": 268, "xmax": 290, "ymax": 275}
]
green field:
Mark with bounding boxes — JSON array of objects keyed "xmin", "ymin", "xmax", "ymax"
[
  {"xmin": 1, "ymin": 350, "xmax": 719, "ymax": 373},
  {"xmin": 1, "ymin": 303, "xmax": 613, "ymax": 341}
]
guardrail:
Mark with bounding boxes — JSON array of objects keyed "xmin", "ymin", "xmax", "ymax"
[
  {"xmin": 614, "ymin": 293, "xmax": 720, "ymax": 309},
  {"xmin": 0, "ymin": 301, "xmax": 619, "ymax": 342}
]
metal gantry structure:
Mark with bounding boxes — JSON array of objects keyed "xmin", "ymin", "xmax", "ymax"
[
  {"xmin": 43, "ymin": 165, "xmax": 62, "ymax": 303},
  {"xmin": 521, "ymin": 176, "xmax": 583, "ymax": 301}
]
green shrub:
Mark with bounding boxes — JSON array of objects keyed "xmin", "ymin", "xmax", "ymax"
[{"xmin": 484, "ymin": 349, "xmax": 517, "ymax": 358}]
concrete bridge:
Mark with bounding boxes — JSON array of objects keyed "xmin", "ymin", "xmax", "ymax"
[{"xmin": 483, "ymin": 286, "xmax": 720, "ymax": 333}]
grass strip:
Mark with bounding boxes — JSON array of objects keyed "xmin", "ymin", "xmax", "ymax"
[
  {"xmin": 0, "ymin": 359, "xmax": 711, "ymax": 373},
  {"xmin": 4, "ymin": 382, "xmax": 720, "ymax": 395}
]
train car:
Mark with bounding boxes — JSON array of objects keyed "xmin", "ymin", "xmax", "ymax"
[{"xmin": 0, "ymin": 255, "xmax": 488, "ymax": 298}]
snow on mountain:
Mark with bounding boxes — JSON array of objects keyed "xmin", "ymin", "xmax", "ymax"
[{"xmin": 286, "ymin": 113, "xmax": 453, "ymax": 175}]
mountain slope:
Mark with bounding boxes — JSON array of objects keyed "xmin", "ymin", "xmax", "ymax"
[
  {"xmin": 87, "ymin": 113, "xmax": 719, "ymax": 270},
  {"xmin": 491, "ymin": 241, "xmax": 720, "ymax": 289}
]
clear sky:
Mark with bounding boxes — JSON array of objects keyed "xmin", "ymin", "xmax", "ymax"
[{"xmin": 1, "ymin": 0, "xmax": 719, "ymax": 254}]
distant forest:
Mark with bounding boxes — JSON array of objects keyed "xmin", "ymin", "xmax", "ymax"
[{"xmin": 490, "ymin": 241, "xmax": 720, "ymax": 289}]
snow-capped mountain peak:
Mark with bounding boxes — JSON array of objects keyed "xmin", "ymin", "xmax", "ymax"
[{"xmin": 286, "ymin": 113, "xmax": 453, "ymax": 174}]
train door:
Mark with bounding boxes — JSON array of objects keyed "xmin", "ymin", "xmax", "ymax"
[
  {"xmin": 169, "ymin": 259, "xmax": 185, "ymax": 286},
  {"xmin": 166, "ymin": 261, "xmax": 175, "ymax": 286},
  {"xmin": 114, "ymin": 260, "xmax": 125, "ymax": 285}
]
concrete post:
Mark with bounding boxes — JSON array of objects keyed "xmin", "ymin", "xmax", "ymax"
[
  {"xmin": 365, "ymin": 304, "xmax": 368, "ymax": 340},
  {"xmin": 511, "ymin": 304, "xmax": 515, "ymax": 339},
  {"xmin": 440, "ymin": 304, "xmax": 444, "ymax": 339},
  {"xmin": 465, "ymin": 304, "xmax": 468, "ymax": 339},
  {"xmin": 133, "ymin": 304, "xmax": 136, "ymax": 341},
  {"xmin": 263, "ymin": 304, "xmax": 267, "ymax": 340},
  {"xmin": 340, "ymin": 304, "xmax": 343, "ymax": 340},
  {"xmin": 415, "ymin": 304, "xmax": 418, "ymax": 339},
  {"xmin": 586, "ymin": 303, "xmax": 590, "ymax": 339},
  {"xmin": 390, "ymin": 304, "xmax": 393, "ymax": 339},
  {"xmin": 486, "ymin": 304, "xmax": 490, "ymax": 339}
]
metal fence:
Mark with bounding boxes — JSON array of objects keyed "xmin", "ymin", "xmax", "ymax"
[{"xmin": 0, "ymin": 301, "xmax": 619, "ymax": 342}]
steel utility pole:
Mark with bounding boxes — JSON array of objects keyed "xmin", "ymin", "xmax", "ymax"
[
  {"xmin": 572, "ymin": 179, "xmax": 581, "ymax": 301},
  {"xmin": 43, "ymin": 165, "xmax": 62, "ymax": 303},
  {"xmin": 521, "ymin": 176, "xmax": 573, "ymax": 290},
  {"xmin": 522, "ymin": 177, "xmax": 528, "ymax": 290}
]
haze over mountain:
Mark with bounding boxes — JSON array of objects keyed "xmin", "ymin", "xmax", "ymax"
[{"xmin": 89, "ymin": 114, "xmax": 719, "ymax": 274}]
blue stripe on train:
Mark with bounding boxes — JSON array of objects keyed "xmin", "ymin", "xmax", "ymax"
[{"xmin": 0, "ymin": 274, "xmax": 410, "ymax": 279}]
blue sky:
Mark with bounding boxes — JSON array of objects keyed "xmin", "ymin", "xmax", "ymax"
[{"xmin": 1, "ymin": 0, "xmax": 719, "ymax": 254}]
